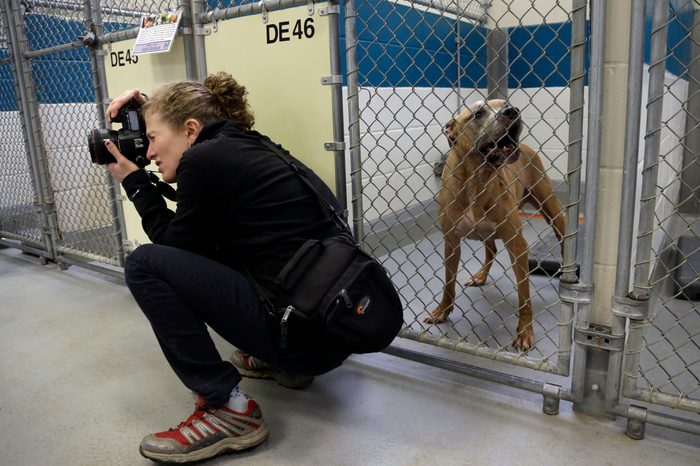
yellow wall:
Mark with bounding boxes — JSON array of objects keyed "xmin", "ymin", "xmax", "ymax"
[{"xmin": 204, "ymin": 3, "xmax": 335, "ymax": 190}]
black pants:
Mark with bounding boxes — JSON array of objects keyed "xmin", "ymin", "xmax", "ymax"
[{"xmin": 125, "ymin": 244, "xmax": 345, "ymax": 406}]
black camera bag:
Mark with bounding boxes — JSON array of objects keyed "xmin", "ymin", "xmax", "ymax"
[{"xmin": 251, "ymin": 135, "xmax": 403, "ymax": 355}]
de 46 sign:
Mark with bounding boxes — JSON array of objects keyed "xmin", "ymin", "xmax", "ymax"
[{"xmin": 266, "ymin": 18, "xmax": 315, "ymax": 44}]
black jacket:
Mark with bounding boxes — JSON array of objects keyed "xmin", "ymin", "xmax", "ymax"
[{"xmin": 121, "ymin": 120, "xmax": 342, "ymax": 293}]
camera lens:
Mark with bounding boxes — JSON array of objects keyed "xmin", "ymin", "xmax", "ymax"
[{"xmin": 88, "ymin": 128, "xmax": 117, "ymax": 165}]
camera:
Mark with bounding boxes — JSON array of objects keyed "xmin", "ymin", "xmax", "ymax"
[{"xmin": 88, "ymin": 98, "xmax": 150, "ymax": 167}]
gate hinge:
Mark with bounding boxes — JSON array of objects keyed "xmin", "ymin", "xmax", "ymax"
[
  {"xmin": 612, "ymin": 294, "xmax": 649, "ymax": 320},
  {"xmin": 559, "ymin": 281, "xmax": 593, "ymax": 305},
  {"xmin": 542, "ymin": 382, "xmax": 561, "ymax": 415},
  {"xmin": 321, "ymin": 75, "xmax": 343, "ymax": 85},
  {"xmin": 574, "ymin": 325, "xmax": 624, "ymax": 352},
  {"xmin": 319, "ymin": 4, "xmax": 340, "ymax": 16},
  {"xmin": 181, "ymin": 26, "xmax": 213, "ymax": 36},
  {"xmin": 324, "ymin": 141, "xmax": 345, "ymax": 151}
]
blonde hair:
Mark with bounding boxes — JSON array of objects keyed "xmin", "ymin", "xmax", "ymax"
[{"xmin": 142, "ymin": 71, "xmax": 255, "ymax": 131}]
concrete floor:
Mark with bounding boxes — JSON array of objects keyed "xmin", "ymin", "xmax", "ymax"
[{"xmin": 1, "ymin": 247, "xmax": 699, "ymax": 466}]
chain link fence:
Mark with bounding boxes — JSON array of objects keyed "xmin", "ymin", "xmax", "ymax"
[
  {"xmin": 621, "ymin": 0, "xmax": 700, "ymax": 416},
  {"xmin": 1, "ymin": 0, "xmax": 698, "ymax": 434},
  {"xmin": 0, "ymin": 3, "xmax": 50, "ymax": 255},
  {"xmin": 349, "ymin": 0, "xmax": 582, "ymax": 374}
]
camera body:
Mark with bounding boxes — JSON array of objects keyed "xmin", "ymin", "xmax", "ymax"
[{"xmin": 88, "ymin": 98, "xmax": 150, "ymax": 167}]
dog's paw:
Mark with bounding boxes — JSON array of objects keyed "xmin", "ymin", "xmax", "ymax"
[
  {"xmin": 424, "ymin": 309, "xmax": 450, "ymax": 324},
  {"xmin": 463, "ymin": 275, "xmax": 487, "ymax": 287},
  {"xmin": 512, "ymin": 329, "xmax": 535, "ymax": 352}
]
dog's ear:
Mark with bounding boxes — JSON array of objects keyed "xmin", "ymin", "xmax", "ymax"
[{"xmin": 444, "ymin": 118, "xmax": 457, "ymax": 147}]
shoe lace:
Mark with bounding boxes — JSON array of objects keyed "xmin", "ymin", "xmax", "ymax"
[
  {"xmin": 169, "ymin": 398, "xmax": 210, "ymax": 431},
  {"xmin": 241, "ymin": 352, "xmax": 269, "ymax": 370}
]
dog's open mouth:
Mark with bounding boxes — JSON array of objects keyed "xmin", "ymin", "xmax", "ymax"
[{"xmin": 479, "ymin": 119, "xmax": 522, "ymax": 167}]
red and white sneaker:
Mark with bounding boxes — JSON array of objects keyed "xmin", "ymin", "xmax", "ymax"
[
  {"xmin": 230, "ymin": 350, "xmax": 314, "ymax": 389},
  {"xmin": 139, "ymin": 395, "xmax": 269, "ymax": 464}
]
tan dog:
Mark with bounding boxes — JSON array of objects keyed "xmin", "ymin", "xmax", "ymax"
[{"xmin": 425, "ymin": 99, "xmax": 565, "ymax": 351}]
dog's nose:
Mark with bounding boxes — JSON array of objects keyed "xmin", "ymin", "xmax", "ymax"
[{"xmin": 502, "ymin": 106, "xmax": 520, "ymax": 119}]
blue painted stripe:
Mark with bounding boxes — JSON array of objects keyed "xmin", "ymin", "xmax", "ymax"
[
  {"xmin": 509, "ymin": 21, "xmax": 589, "ymax": 88},
  {"xmin": 0, "ymin": 1, "xmax": 694, "ymax": 109}
]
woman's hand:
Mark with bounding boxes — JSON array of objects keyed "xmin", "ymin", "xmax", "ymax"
[
  {"xmin": 105, "ymin": 140, "xmax": 140, "ymax": 183},
  {"xmin": 107, "ymin": 89, "xmax": 147, "ymax": 122}
]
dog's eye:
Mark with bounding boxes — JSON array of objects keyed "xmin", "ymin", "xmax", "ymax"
[{"xmin": 474, "ymin": 110, "xmax": 484, "ymax": 119}]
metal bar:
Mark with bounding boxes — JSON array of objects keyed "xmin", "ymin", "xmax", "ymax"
[
  {"xmin": 344, "ymin": 0, "xmax": 364, "ymax": 242},
  {"xmin": 399, "ymin": 329, "xmax": 563, "ymax": 374},
  {"xmin": 200, "ymin": 0, "xmax": 313, "ymax": 24},
  {"xmin": 191, "ymin": 0, "xmax": 208, "ymax": 80},
  {"xmin": 86, "ymin": 0, "xmax": 126, "ymax": 267},
  {"xmin": 607, "ymin": 0, "xmax": 648, "ymax": 411},
  {"xmin": 179, "ymin": 0, "xmax": 198, "ymax": 80},
  {"xmin": 326, "ymin": 0, "xmax": 347, "ymax": 209},
  {"xmin": 98, "ymin": 27, "xmax": 139, "ymax": 46},
  {"xmin": 384, "ymin": 345, "xmax": 576, "ymax": 402},
  {"xmin": 24, "ymin": 0, "xmax": 147, "ymax": 18},
  {"xmin": 615, "ymin": 0, "xmax": 647, "ymax": 298},
  {"xmin": 632, "ymin": 0, "xmax": 670, "ymax": 299},
  {"xmin": 57, "ymin": 253, "xmax": 125, "ymax": 279},
  {"xmin": 621, "ymin": 317, "xmax": 646, "ymax": 398},
  {"xmin": 486, "ymin": 28, "xmax": 508, "ymax": 100},
  {"xmin": 625, "ymin": 390, "xmax": 700, "ymax": 414},
  {"xmin": 4, "ymin": 0, "xmax": 56, "ymax": 260},
  {"xmin": 406, "ymin": 0, "xmax": 483, "ymax": 23},
  {"xmin": 567, "ymin": 0, "xmax": 588, "ymax": 401},
  {"xmin": 561, "ymin": 0, "xmax": 587, "ymax": 282},
  {"xmin": 24, "ymin": 40, "xmax": 86, "ymax": 58},
  {"xmin": 556, "ymin": 300, "xmax": 574, "ymax": 376},
  {"xmin": 581, "ymin": 0, "xmax": 604, "ymax": 287},
  {"xmin": 0, "ymin": 236, "xmax": 51, "ymax": 258},
  {"xmin": 611, "ymin": 404, "xmax": 700, "ymax": 436}
]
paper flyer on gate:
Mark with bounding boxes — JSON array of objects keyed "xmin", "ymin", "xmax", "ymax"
[{"xmin": 132, "ymin": 9, "xmax": 182, "ymax": 56}]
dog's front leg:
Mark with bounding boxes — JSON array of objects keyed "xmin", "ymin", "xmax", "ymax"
[
  {"xmin": 464, "ymin": 238, "xmax": 497, "ymax": 286},
  {"xmin": 501, "ymin": 228, "xmax": 534, "ymax": 351},
  {"xmin": 425, "ymin": 232, "xmax": 461, "ymax": 324}
]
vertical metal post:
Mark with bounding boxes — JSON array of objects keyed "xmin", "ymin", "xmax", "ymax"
[
  {"xmin": 607, "ymin": 0, "xmax": 647, "ymax": 408},
  {"xmin": 86, "ymin": 0, "xmax": 127, "ymax": 266},
  {"xmin": 327, "ymin": 0, "xmax": 347, "ymax": 210},
  {"xmin": 486, "ymin": 28, "xmax": 508, "ymax": 101},
  {"xmin": 179, "ymin": 0, "xmax": 198, "ymax": 80},
  {"xmin": 4, "ymin": 0, "xmax": 57, "ymax": 260},
  {"xmin": 632, "ymin": 0, "xmax": 669, "ymax": 300},
  {"xmin": 581, "ymin": 0, "xmax": 604, "ymax": 288},
  {"xmin": 562, "ymin": 0, "xmax": 587, "ymax": 283},
  {"xmin": 344, "ymin": 0, "xmax": 364, "ymax": 241},
  {"xmin": 190, "ymin": 0, "xmax": 208, "ymax": 81},
  {"xmin": 566, "ymin": 0, "xmax": 588, "ymax": 398}
]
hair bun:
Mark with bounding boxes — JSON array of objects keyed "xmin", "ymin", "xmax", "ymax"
[{"xmin": 203, "ymin": 72, "xmax": 254, "ymax": 130}]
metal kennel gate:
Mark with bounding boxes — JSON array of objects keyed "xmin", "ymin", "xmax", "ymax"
[
  {"xmin": 345, "ymin": 0, "xmax": 585, "ymax": 381},
  {"xmin": 609, "ymin": 0, "xmax": 700, "ymax": 435},
  {"xmin": 0, "ymin": 0, "xmax": 126, "ymax": 269}
]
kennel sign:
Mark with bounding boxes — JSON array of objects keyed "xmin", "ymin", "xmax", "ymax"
[{"xmin": 203, "ymin": 2, "xmax": 336, "ymax": 192}]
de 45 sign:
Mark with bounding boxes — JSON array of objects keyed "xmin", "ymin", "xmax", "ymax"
[{"xmin": 266, "ymin": 17, "xmax": 315, "ymax": 44}]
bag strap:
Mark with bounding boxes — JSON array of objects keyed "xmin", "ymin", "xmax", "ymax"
[{"xmin": 255, "ymin": 136, "xmax": 354, "ymax": 239}]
